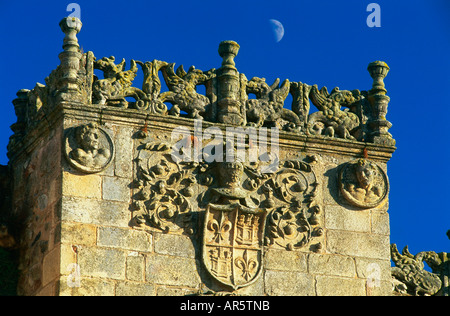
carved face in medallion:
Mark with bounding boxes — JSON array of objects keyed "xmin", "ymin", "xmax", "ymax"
[
  {"xmin": 64, "ymin": 123, "xmax": 114, "ymax": 173},
  {"xmin": 355, "ymin": 159, "xmax": 375, "ymax": 189},
  {"xmin": 339, "ymin": 159, "xmax": 388, "ymax": 208}
]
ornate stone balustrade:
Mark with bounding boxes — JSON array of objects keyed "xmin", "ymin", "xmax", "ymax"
[{"xmin": 8, "ymin": 17, "xmax": 395, "ymax": 162}]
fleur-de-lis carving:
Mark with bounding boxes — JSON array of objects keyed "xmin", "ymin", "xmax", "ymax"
[
  {"xmin": 235, "ymin": 249, "xmax": 258, "ymax": 281},
  {"xmin": 207, "ymin": 213, "xmax": 232, "ymax": 243}
]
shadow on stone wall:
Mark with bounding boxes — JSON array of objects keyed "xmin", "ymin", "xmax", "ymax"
[
  {"xmin": 0, "ymin": 164, "xmax": 19, "ymax": 295},
  {"xmin": 0, "ymin": 248, "xmax": 18, "ymax": 295}
]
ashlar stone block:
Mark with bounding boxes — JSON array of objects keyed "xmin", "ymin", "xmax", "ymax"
[
  {"xmin": 145, "ymin": 253, "xmax": 200, "ymax": 288},
  {"xmin": 62, "ymin": 172, "xmax": 102, "ymax": 199},
  {"xmin": 77, "ymin": 246, "xmax": 127, "ymax": 280},
  {"xmin": 264, "ymin": 270, "xmax": 315, "ymax": 296},
  {"xmin": 102, "ymin": 176, "xmax": 131, "ymax": 202},
  {"xmin": 97, "ymin": 226, "xmax": 152, "ymax": 252},
  {"xmin": 315, "ymin": 275, "xmax": 366, "ymax": 296}
]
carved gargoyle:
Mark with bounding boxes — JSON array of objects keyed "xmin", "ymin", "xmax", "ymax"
[
  {"xmin": 308, "ymin": 85, "xmax": 362, "ymax": 140},
  {"xmin": 391, "ymin": 244, "xmax": 442, "ymax": 296},
  {"xmin": 160, "ymin": 64, "xmax": 215, "ymax": 119},
  {"xmin": 245, "ymin": 77, "xmax": 301, "ymax": 131},
  {"xmin": 92, "ymin": 56, "xmax": 146, "ymax": 107}
]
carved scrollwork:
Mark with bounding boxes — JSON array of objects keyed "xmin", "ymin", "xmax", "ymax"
[
  {"xmin": 264, "ymin": 159, "xmax": 323, "ymax": 251},
  {"xmin": 131, "ymin": 142, "xmax": 196, "ymax": 234},
  {"xmin": 131, "ymin": 135, "xmax": 324, "ymax": 289}
]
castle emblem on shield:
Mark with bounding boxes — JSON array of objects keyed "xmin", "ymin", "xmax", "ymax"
[{"xmin": 203, "ymin": 204, "xmax": 267, "ymax": 289}]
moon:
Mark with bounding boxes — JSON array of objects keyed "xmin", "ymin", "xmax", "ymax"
[{"xmin": 269, "ymin": 19, "xmax": 284, "ymax": 43}]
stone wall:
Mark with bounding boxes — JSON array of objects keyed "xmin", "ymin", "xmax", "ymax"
[
  {"xmin": 9, "ymin": 104, "xmax": 393, "ymax": 295},
  {"xmin": 10, "ymin": 119, "xmax": 63, "ymax": 295},
  {"xmin": 5, "ymin": 17, "xmax": 396, "ymax": 296}
]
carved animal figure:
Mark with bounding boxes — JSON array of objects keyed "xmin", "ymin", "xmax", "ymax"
[
  {"xmin": 92, "ymin": 56, "xmax": 146, "ymax": 106},
  {"xmin": 391, "ymin": 244, "xmax": 442, "ymax": 296},
  {"xmin": 308, "ymin": 85, "xmax": 362, "ymax": 140},
  {"xmin": 245, "ymin": 77, "xmax": 301, "ymax": 129},
  {"xmin": 160, "ymin": 64, "xmax": 214, "ymax": 119}
]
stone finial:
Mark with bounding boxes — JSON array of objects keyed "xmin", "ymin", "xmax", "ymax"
[
  {"xmin": 367, "ymin": 61, "xmax": 395, "ymax": 146},
  {"xmin": 216, "ymin": 41, "xmax": 245, "ymax": 126},
  {"xmin": 58, "ymin": 17, "xmax": 83, "ymax": 102},
  {"xmin": 59, "ymin": 17, "xmax": 82, "ymax": 51},
  {"xmin": 218, "ymin": 40, "xmax": 240, "ymax": 68},
  {"xmin": 367, "ymin": 61, "xmax": 389, "ymax": 95}
]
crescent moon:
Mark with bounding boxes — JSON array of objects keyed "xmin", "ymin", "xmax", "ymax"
[{"xmin": 269, "ymin": 19, "xmax": 284, "ymax": 43}]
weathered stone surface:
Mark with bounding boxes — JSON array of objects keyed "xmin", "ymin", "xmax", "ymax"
[
  {"xmin": 42, "ymin": 247, "xmax": 60, "ymax": 286},
  {"xmin": 327, "ymin": 230, "xmax": 390, "ymax": 259},
  {"xmin": 61, "ymin": 196, "xmax": 130, "ymax": 227},
  {"xmin": 156, "ymin": 286, "xmax": 199, "ymax": 296},
  {"xmin": 59, "ymin": 276, "xmax": 115, "ymax": 296},
  {"xmin": 97, "ymin": 226, "xmax": 151, "ymax": 252},
  {"xmin": 116, "ymin": 281, "xmax": 155, "ymax": 296},
  {"xmin": 62, "ymin": 172, "xmax": 102, "ymax": 199},
  {"xmin": 264, "ymin": 270, "xmax": 315, "ymax": 296},
  {"xmin": 154, "ymin": 233, "xmax": 195, "ymax": 259},
  {"xmin": 145, "ymin": 253, "xmax": 200, "ymax": 288},
  {"xmin": 102, "ymin": 176, "xmax": 131, "ymax": 202},
  {"xmin": 264, "ymin": 249, "xmax": 307, "ymax": 272},
  {"xmin": 61, "ymin": 222, "xmax": 97, "ymax": 246},
  {"xmin": 355, "ymin": 257, "xmax": 391, "ymax": 281},
  {"xmin": 315, "ymin": 275, "xmax": 366, "ymax": 296},
  {"xmin": 112, "ymin": 126, "xmax": 134, "ymax": 178},
  {"xmin": 371, "ymin": 210, "xmax": 390, "ymax": 235},
  {"xmin": 308, "ymin": 254, "xmax": 356, "ymax": 278},
  {"xmin": 126, "ymin": 253, "xmax": 145, "ymax": 282},
  {"xmin": 324, "ymin": 205, "xmax": 371, "ymax": 232},
  {"xmin": 77, "ymin": 247, "xmax": 127, "ymax": 280}
]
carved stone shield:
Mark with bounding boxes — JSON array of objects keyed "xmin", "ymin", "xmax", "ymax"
[{"xmin": 203, "ymin": 204, "xmax": 267, "ymax": 290}]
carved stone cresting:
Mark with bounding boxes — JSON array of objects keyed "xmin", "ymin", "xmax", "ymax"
[
  {"xmin": 338, "ymin": 158, "xmax": 388, "ymax": 208},
  {"xmin": 131, "ymin": 135, "xmax": 323, "ymax": 289},
  {"xmin": 64, "ymin": 123, "xmax": 114, "ymax": 173},
  {"xmin": 8, "ymin": 19, "xmax": 397, "ymax": 162},
  {"xmin": 391, "ymin": 244, "xmax": 443, "ymax": 296},
  {"xmin": 391, "ymin": 231, "xmax": 450, "ymax": 296}
]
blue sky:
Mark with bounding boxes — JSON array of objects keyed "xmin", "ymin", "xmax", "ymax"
[{"xmin": 0, "ymin": 0, "xmax": 449, "ymax": 257}]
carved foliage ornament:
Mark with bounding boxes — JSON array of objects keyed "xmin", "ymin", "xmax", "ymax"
[
  {"xmin": 391, "ymin": 231, "xmax": 450, "ymax": 296},
  {"xmin": 338, "ymin": 158, "xmax": 388, "ymax": 208},
  {"xmin": 78, "ymin": 40, "xmax": 393, "ymax": 144},
  {"xmin": 64, "ymin": 122, "xmax": 114, "ymax": 173},
  {"xmin": 131, "ymin": 137, "xmax": 323, "ymax": 289},
  {"xmin": 391, "ymin": 244, "xmax": 443, "ymax": 296}
]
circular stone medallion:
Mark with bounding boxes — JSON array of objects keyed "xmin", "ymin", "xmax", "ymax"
[
  {"xmin": 338, "ymin": 159, "xmax": 388, "ymax": 208},
  {"xmin": 64, "ymin": 122, "xmax": 114, "ymax": 173}
]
